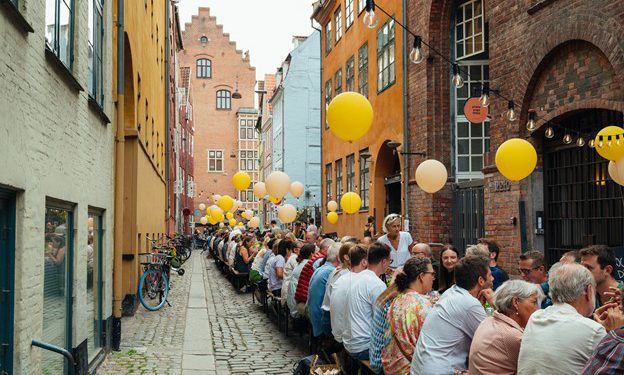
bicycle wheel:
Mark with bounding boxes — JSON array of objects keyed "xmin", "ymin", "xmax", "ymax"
[{"xmin": 138, "ymin": 268, "xmax": 169, "ymax": 311}]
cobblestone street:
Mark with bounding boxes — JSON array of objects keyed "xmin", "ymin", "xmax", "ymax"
[{"xmin": 96, "ymin": 251, "xmax": 307, "ymax": 375}]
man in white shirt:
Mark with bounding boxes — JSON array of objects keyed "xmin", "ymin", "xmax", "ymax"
[
  {"xmin": 329, "ymin": 245, "xmax": 369, "ymax": 343},
  {"xmin": 343, "ymin": 242, "xmax": 391, "ymax": 360},
  {"xmin": 517, "ymin": 263, "xmax": 624, "ymax": 375},
  {"xmin": 411, "ymin": 255, "xmax": 494, "ymax": 375}
]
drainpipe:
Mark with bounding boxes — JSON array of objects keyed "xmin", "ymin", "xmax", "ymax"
[
  {"xmin": 311, "ymin": 20, "xmax": 321, "ymax": 226},
  {"xmin": 164, "ymin": 0, "xmax": 171, "ymax": 235},
  {"xmin": 112, "ymin": 0, "xmax": 125, "ymax": 351},
  {"xmin": 401, "ymin": 0, "xmax": 410, "ymax": 231}
]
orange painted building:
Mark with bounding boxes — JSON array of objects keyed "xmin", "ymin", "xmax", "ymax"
[
  {"xmin": 179, "ymin": 8, "xmax": 257, "ymax": 217},
  {"xmin": 313, "ymin": 0, "xmax": 406, "ymax": 237}
]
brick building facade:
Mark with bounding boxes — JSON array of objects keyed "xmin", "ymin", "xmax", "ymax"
[
  {"xmin": 179, "ymin": 7, "xmax": 256, "ymax": 219},
  {"xmin": 406, "ymin": 0, "xmax": 624, "ymax": 272}
]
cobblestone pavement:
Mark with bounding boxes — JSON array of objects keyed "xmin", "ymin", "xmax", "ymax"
[{"xmin": 96, "ymin": 251, "xmax": 307, "ymax": 374}]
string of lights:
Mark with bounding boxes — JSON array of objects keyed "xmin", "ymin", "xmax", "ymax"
[{"xmin": 363, "ymin": 0, "xmax": 613, "ymax": 149}]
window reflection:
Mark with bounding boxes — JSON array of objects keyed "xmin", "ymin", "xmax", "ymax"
[{"xmin": 87, "ymin": 213, "xmax": 101, "ymax": 359}]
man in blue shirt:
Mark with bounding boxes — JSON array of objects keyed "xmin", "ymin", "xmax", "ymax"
[
  {"xmin": 307, "ymin": 243, "xmax": 341, "ymax": 340},
  {"xmin": 478, "ymin": 238, "xmax": 509, "ymax": 290},
  {"xmin": 519, "ymin": 250, "xmax": 552, "ymax": 308}
]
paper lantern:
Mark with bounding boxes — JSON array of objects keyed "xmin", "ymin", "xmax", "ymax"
[
  {"xmin": 327, "ymin": 92, "xmax": 374, "ymax": 142},
  {"xmin": 229, "ymin": 219, "xmax": 237, "ymax": 226},
  {"xmin": 278, "ymin": 204, "xmax": 297, "ymax": 224},
  {"xmin": 340, "ymin": 192, "xmax": 362, "ymax": 214},
  {"xmin": 595, "ymin": 126, "xmax": 624, "ymax": 161},
  {"xmin": 198, "ymin": 203, "xmax": 206, "ymax": 211},
  {"xmin": 217, "ymin": 195, "xmax": 234, "ymax": 212},
  {"xmin": 495, "ymin": 139, "xmax": 538, "ymax": 181},
  {"xmin": 265, "ymin": 171, "xmax": 291, "ymax": 199},
  {"xmin": 232, "ymin": 171, "xmax": 251, "ymax": 191},
  {"xmin": 244, "ymin": 209, "xmax": 254, "ymax": 220},
  {"xmin": 253, "ymin": 182, "xmax": 267, "ymax": 199},
  {"xmin": 249, "ymin": 216, "xmax": 260, "ymax": 228},
  {"xmin": 199, "ymin": 217, "xmax": 208, "ymax": 225},
  {"xmin": 237, "ymin": 222, "xmax": 244, "ymax": 227},
  {"xmin": 226, "ymin": 212, "xmax": 234, "ymax": 220},
  {"xmin": 415, "ymin": 160, "xmax": 448, "ymax": 193},
  {"xmin": 290, "ymin": 181, "xmax": 305, "ymax": 198},
  {"xmin": 327, "ymin": 211, "xmax": 339, "ymax": 224},
  {"xmin": 612, "ymin": 160, "xmax": 624, "ymax": 186},
  {"xmin": 327, "ymin": 200, "xmax": 338, "ymax": 212}
]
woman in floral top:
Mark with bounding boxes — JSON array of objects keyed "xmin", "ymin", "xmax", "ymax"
[{"xmin": 382, "ymin": 257, "xmax": 435, "ymax": 374}]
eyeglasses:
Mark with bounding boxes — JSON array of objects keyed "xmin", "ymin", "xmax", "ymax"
[
  {"xmin": 422, "ymin": 271, "xmax": 436, "ymax": 280},
  {"xmin": 518, "ymin": 267, "xmax": 540, "ymax": 275}
]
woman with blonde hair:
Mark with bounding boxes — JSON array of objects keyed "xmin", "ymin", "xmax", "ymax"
[{"xmin": 377, "ymin": 213, "xmax": 413, "ymax": 269}]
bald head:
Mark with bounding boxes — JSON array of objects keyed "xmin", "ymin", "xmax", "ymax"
[{"xmin": 411, "ymin": 243, "xmax": 432, "ymax": 258}]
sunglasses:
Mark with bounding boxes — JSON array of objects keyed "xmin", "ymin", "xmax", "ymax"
[{"xmin": 518, "ymin": 266, "xmax": 541, "ymax": 275}]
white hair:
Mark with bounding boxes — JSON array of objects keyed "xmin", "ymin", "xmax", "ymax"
[
  {"xmin": 319, "ymin": 238, "xmax": 335, "ymax": 251},
  {"xmin": 466, "ymin": 245, "xmax": 490, "ymax": 260},
  {"xmin": 327, "ymin": 243, "xmax": 341, "ymax": 262},
  {"xmin": 549, "ymin": 262, "xmax": 595, "ymax": 304},
  {"xmin": 382, "ymin": 213, "xmax": 401, "ymax": 234},
  {"xmin": 493, "ymin": 279, "xmax": 544, "ymax": 315}
]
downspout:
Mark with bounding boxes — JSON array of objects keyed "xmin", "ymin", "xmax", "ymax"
[
  {"xmin": 112, "ymin": 0, "xmax": 125, "ymax": 351},
  {"xmin": 311, "ymin": 19, "xmax": 321, "ymax": 226},
  {"xmin": 165, "ymin": 0, "xmax": 171, "ymax": 235},
  {"xmin": 401, "ymin": 0, "xmax": 410, "ymax": 231}
]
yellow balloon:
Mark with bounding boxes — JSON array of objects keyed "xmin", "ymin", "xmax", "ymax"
[
  {"xmin": 265, "ymin": 171, "xmax": 291, "ymax": 199},
  {"xmin": 210, "ymin": 206, "xmax": 224, "ymax": 222},
  {"xmin": 340, "ymin": 192, "xmax": 362, "ymax": 214},
  {"xmin": 269, "ymin": 195, "xmax": 282, "ymax": 205},
  {"xmin": 238, "ymin": 222, "xmax": 244, "ymax": 227},
  {"xmin": 290, "ymin": 181, "xmax": 305, "ymax": 198},
  {"xmin": 253, "ymin": 182, "xmax": 267, "ymax": 199},
  {"xmin": 232, "ymin": 171, "xmax": 251, "ymax": 191},
  {"xmin": 327, "ymin": 92, "xmax": 374, "ymax": 142},
  {"xmin": 495, "ymin": 138, "xmax": 537, "ymax": 181},
  {"xmin": 228, "ymin": 200, "xmax": 239, "ymax": 213},
  {"xmin": 327, "ymin": 211, "xmax": 339, "ymax": 224},
  {"xmin": 217, "ymin": 195, "xmax": 234, "ymax": 212},
  {"xmin": 595, "ymin": 126, "xmax": 624, "ymax": 161},
  {"xmin": 278, "ymin": 204, "xmax": 297, "ymax": 223},
  {"xmin": 415, "ymin": 160, "xmax": 448, "ymax": 193},
  {"xmin": 327, "ymin": 200, "xmax": 338, "ymax": 212},
  {"xmin": 226, "ymin": 212, "xmax": 234, "ymax": 220},
  {"xmin": 229, "ymin": 219, "xmax": 237, "ymax": 226},
  {"xmin": 208, "ymin": 216, "xmax": 218, "ymax": 225}
]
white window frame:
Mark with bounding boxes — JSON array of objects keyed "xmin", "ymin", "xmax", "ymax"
[
  {"xmin": 455, "ymin": 0, "xmax": 485, "ymax": 61},
  {"xmin": 335, "ymin": 8, "xmax": 342, "ymax": 42},
  {"xmin": 377, "ymin": 18, "xmax": 396, "ymax": 92},
  {"xmin": 346, "ymin": 0, "xmax": 354, "ymax": 29},
  {"xmin": 207, "ymin": 149, "xmax": 224, "ymax": 172}
]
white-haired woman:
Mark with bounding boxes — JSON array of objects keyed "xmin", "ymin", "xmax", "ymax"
[
  {"xmin": 377, "ymin": 213, "xmax": 413, "ymax": 269},
  {"xmin": 468, "ymin": 280, "xmax": 544, "ymax": 375}
]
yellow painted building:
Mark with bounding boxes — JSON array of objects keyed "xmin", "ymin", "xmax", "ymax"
[
  {"xmin": 112, "ymin": 0, "xmax": 168, "ymax": 317},
  {"xmin": 313, "ymin": 0, "xmax": 406, "ymax": 237}
]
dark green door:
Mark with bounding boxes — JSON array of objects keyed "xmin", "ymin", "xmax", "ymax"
[{"xmin": 0, "ymin": 191, "xmax": 16, "ymax": 375}]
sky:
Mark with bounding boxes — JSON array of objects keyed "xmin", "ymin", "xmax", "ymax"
[{"xmin": 177, "ymin": 0, "xmax": 316, "ymax": 79}]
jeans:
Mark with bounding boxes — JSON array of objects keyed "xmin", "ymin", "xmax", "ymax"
[{"xmin": 350, "ymin": 349, "xmax": 369, "ymax": 360}]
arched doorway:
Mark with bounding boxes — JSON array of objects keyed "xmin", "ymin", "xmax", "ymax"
[
  {"xmin": 543, "ymin": 109, "xmax": 624, "ymax": 264},
  {"xmin": 374, "ymin": 141, "xmax": 402, "ymax": 221}
]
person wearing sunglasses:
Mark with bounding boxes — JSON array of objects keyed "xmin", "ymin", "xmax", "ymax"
[
  {"xmin": 378, "ymin": 213, "xmax": 413, "ymax": 270},
  {"xmin": 518, "ymin": 251, "xmax": 552, "ymax": 309}
]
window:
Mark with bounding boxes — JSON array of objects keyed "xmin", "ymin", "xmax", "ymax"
[
  {"xmin": 196, "ymin": 58, "xmax": 211, "ymax": 78},
  {"xmin": 346, "ymin": 154, "xmax": 355, "ymax": 192},
  {"xmin": 45, "ymin": 0, "xmax": 75, "ymax": 69},
  {"xmin": 325, "ymin": 164, "xmax": 333, "ymax": 204},
  {"xmin": 325, "ymin": 79, "xmax": 332, "ymax": 129},
  {"xmin": 455, "ymin": 62, "xmax": 489, "ymax": 180},
  {"xmin": 358, "ymin": 0, "xmax": 366, "ymax": 14},
  {"xmin": 216, "ymin": 90, "xmax": 231, "ymax": 109},
  {"xmin": 335, "ymin": 69, "xmax": 343, "ymax": 96},
  {"xmin": 43, "ymin": 204, "xmax": 74, "ymax": 373},
  {"xmin": 239, "ymin": 150, "xmax": 257, "ymax": 171},
  {"xmin": 200, "ymin": 36, "xmax": 208, "ymax": 46},
  {"xmin": 88, "ymin": 0, "xmax": 104, "ymax": 106},
  {"xmin": 346, "ymin": 56, "xmax": 355, "ymax": 92},
  {"xmin": 359, "ymin": 149, "xmax": 370, "ymax": 208},
  {"xmin": 336, "ymin": 159, "xmax": 343, "ymax": 207},
  {"xmin": 87, "ymin": 211, "xmax": 103, "ymax": 360},
  {"xmin": 208, "ymin": 150, "xmax": 223, "ymax": 172},
  {"xmin": 239, "ymin": 119, "xmax": 256, "ymax": 140},
  {"xmin": 346, "ymin": 0, "xmax": 354, "ymax": 29},
  {"xmin": 325, "ymin": 21, "xmax": 332, "ymax": 54},
  {"xmin": 377, "ymin": 18, "xmax": 396, "ymax": 92},
  {"xmin": 335, "ymin": 8, "xmax": 342, "ymax": 42},
  {"xmin": 239, "ymin": 185, "xmax": 255, "ymax": 203},
  {"xmin": 358, "ymin": 43, "xmax": 369, "ymax": 97},
  {"xmin": 455, "ymin": 0, "xmax": 485, "ymax": 60}
]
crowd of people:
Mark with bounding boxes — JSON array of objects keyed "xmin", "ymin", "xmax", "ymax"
[{"xmin": 199, "ymin": 214, "xmax": 624, "ymax": 375}]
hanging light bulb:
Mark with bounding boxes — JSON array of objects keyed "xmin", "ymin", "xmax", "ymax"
[
  {"xmin": 479, "ymin": 84, "xmax": 490, "ymax": 107},
  {"xmin": 526, "ymin": 110, "xmax": 537, "ymax": 132},
  {"xmin": 545, "ymin": 127, "xmax": 555, "ymax": 139},
  {"xmin": 617, "ymin": 135, "xmax": 621, "ymax": 146},
  {"xmin": 452, "ymin": 64, "xmax": 464, "ymax": 88},
  {"xmin": 598, "ymin": 137, "xmax": 604, "ymax": 148},
  {"xmin": 588, "ymin": 139, "xmax": 595, "ymax": 148},
  {"xmin": 607, "ymin": 136, "xmax": 612, "ymax": 147},
  {"xmin": 563, "ymin": 133, "xmax": 573, "ymax": 144},
  {"xmin": 576, "ymin": 136, "xmax": 585, "ymax": 147},
  {"xmin": 506, "ymin": 101, "xmax": 517, "ymax": 121},
  {"xmin": 409, "ymin": 36, "xmax": 424, "ymax": 64},
  {"xmin": 363, "ymin": 0, "xmax": 379, "ymax": 28}
]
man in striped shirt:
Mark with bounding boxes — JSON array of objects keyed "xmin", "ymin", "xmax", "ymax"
[{"xmin": 582, "ymin": 326, "xmax": 624, "ymax": 374}]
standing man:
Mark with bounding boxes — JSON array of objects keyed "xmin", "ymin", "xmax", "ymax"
[
  {"xmin": 478, "ymin": 238, "xmax": 509, "ymax": 290},
  {"xmin": 519, "ymin": 251, "xmax": 552, "ymax": 308},
  {"xmin": 307, "ymin": 218, "xmax": 318, "ymax": 236},
  {"xmin": 580, "ymin": 245, "xmax": 623, "ymax": 307}
]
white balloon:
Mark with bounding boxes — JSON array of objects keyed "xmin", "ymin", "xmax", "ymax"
[
  {"xmin": 611, "ymin": 160, "xmax": 624, "ymax": 186},
  {"xmin": 199, "ymin": 217, "xmax": 208, "ymax": 225},
  {"xmin": 266, "ymin": 171, "xmax": 291, "ymax": 199},
  {"xmin": 249, "ymin": 216, "xmax": 260, "ymax": 228},
  {"xmin": 213, "ymin": 194, "xmax": 221, "ymax": 204},
  {"xmin": 253, "ymin": 182, "xmax": 267, "ymax": 199},
  {"xmin": 290, "ymin": 181, "xmax": 305, "ymax": 198},
  {"xmin": 244, "ymin": 209, "xmax": 254, "ymax": 220},
  {"xmin": 198, "ymin": 203, "xmax": 206, "ymax": 211},
  {"xmin": 278, "ymin": 204, "xmax": 297, "ymax": 224},
  {"xmin": 327, "ymin": 200, "xmax": 338, "ymax": 212},
  {"xmin": 415, "ymin": 159, "xmax": 448, "ymax": 194}
]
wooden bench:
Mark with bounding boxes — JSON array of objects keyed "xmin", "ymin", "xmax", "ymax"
[
  {"xmin": 229, "ymin": 267, "xmax": 249, "ymax": 291},
  {"xmin": 267, "ymin": 291, "xmax": 289, "ymax": 335}
]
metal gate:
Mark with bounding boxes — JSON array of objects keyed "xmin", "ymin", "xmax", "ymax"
[
  {"xmin": 453, "ymin": 180, "xmax": 485, "ymax": 253},
  {"xmin": 543, "ymin": 109, "xmax": 624, "ymax": 264}
]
